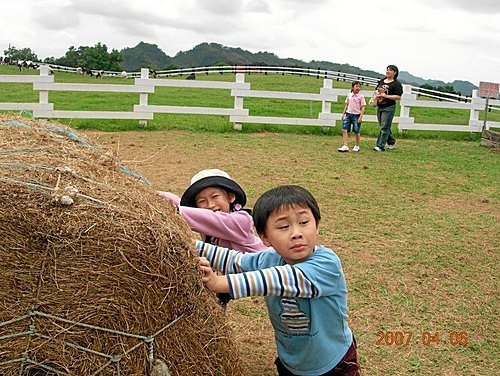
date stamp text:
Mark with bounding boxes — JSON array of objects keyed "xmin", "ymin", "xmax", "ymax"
[{"xmin": 376, "ymin": 331, "xmax": 468, "ymax": 346}]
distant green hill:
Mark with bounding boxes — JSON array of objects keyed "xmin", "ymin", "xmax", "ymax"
[
  {"xmin": 120, "ymin": 42, "xmax": 477, "ymax": 95},
  {"xmin": 120, "ymin": 42, "xmax": 172, "ymax": 71},
  {"xmin": 398, "ymin": 71, "xmax": 477, "ymax": 96}
]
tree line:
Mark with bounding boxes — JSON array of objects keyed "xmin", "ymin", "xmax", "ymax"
[
  {"xmin": 2, "ymin": 43, "xmax": 473, "ymax": 97},
  {"xmin": 419, "ymin": 83, "xmax": 461, "ymax": 97},
  {"xmin": 3, "ymin": 43, "xmax": 123, "ymax": 71}
]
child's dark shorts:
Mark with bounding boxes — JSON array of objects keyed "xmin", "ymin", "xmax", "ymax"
[
  {"xmin": 342, "ymin": 113, "xmax": 361, "ymax": 134},
  {"xmin": 274, "ymin": 338, "xmax": 360, "ymax": 375}
]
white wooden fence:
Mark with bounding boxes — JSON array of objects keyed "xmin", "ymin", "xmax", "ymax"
[{"xmin": 1, "ymin": 66, "xmax": 499, "ymax": 132}]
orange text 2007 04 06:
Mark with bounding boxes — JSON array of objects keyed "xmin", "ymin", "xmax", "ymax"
[{"xmin": 375, "ymin": 331, "xmax": 468, "ymax": 346}]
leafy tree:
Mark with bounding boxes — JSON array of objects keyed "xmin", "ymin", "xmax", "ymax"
[
  {"xmin": 420, "ymin": 83, "xmax": 435, "ymax": 91},
  {"xmin": 440, "ymin": 85, "xmax": 457, "ymax": 94},
  {"xmin": 3, "ymin": 45, "xmax": 38, "ymax": 61},
  {"xmin": 43, "ymin": 57, "xmax": 57, "ymax": 64},
  {"xmin": 55, "ymin": 46, "xmax": 81, "ymax": 67},
  {"xmin": 56, "ymin": 43, "xmax": 122, "ymax": 70}
]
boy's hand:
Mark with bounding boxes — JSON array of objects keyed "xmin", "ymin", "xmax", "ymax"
[
  {"xmin": 198, "ymin": 257, "xmax": 230, "ymax": 293},
  {"xmin": 198, "ymin": 257, "xmax": 214, "ymax": 281}
]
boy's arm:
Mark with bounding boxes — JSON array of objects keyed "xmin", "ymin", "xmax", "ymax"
[
  {"xmin": 228, "ymin": 264, "xmax": 319, "ymax": 299},
  {"xmin": 195, "ymin": 240, "xmax": 245, "ymax": 275},
  {"xmin": 199, "ymin": 257, "xmax": 230, "ymax": 293},
  {"xmin": 195, "ymin": 242, "xmax": 340, "ymax": 300},
  {"xmin": 195, "ymin": 241, "xmax": 318, "ymax": 299}
]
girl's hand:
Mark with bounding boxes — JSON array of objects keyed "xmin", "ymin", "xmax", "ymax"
[{"xmin": 157, "ymin": 191, "xmax": 181, "ymax": 209}]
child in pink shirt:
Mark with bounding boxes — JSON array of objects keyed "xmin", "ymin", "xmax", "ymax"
[
  {"xmin": 338, "ymin": 81, "xmax": 366, "ymax": 153},
  {"xmin": 159, "ymin": 169, "xmax": 267, "ymax": 307},
  {"xmin": 158, "ymin": 168, "xmax": 266, "ymax": 253}
]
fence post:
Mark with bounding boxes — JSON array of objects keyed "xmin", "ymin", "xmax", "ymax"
[
  {"xmin": 398, "ymin": 84, "xmax": 415, "ymax": 132},
  {"xmin": 233, "ymin": 73, "xmax": 245, "ymax": 130},
  {"xmin": 38, "ymin": 65, "xmax": 50, "ymax": 108},
  {"xmin": 321, "ymin": 78, "xmax": 333, "ymax": 114},
  {"xmin": 319, "ymin": 78, "xmax": 336, "ymax": 128},
  {"xmin": 469, "ymin": 89, "xmax": 480, "ymax": 127},
  {"xmin": 139, "ymin": 68, "xmax": 150, "ymax": 127}
]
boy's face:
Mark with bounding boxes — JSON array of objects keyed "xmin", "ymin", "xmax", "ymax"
[
  {"xmin": 259, "ymin": 204, "xmax": 318, "ymax": 265},
  {"xmin": 195, "ymin": 187, "xmax": 235, "ymax": 213}
]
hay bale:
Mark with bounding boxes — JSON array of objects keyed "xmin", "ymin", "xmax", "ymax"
[
  {"xmin": 480, "ymin": 129, "xmax": 500, "ymax": 148},
  {"xmin": 0, "ymin": 115, "xmax": 242, "ymax": 375}
]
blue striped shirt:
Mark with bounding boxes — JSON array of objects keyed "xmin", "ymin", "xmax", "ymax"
[{"xmin": 195, "ymin": 240, "xmax": 353, "ymax": 375}]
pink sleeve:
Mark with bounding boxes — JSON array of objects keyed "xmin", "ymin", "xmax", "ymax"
[
  {"xmin": 361, "ymin": 95, "xmax": 366, "ymax": 106},
  {"xmin": 178, "ymin": 207, "xmax": 255, "ymax": 244},
  {"xmin": 157, "ymin": 191, "xmax": 181, "ymax": 207}
]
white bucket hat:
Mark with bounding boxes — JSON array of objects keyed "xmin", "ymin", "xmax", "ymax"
[{"xmin": 180, "ymin": 169, "xmax": 246, "ymax": 208}]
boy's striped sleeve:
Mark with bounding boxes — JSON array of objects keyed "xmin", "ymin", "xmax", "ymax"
[
  {"xmin": 194, "ymin": 240, "xmax": 319, "ymax": 299},
  {"xmin": 228, "ymin": 264, "xmax": 318, "ymax": 299},
  {"xmin": 194, "ymin": 240, "xmax": 244, "ymax": 274}
]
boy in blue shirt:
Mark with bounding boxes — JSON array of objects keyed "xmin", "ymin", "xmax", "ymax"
[{"xmin": 196, "ymin": 185, "xmax": 360, "ymax": 375}]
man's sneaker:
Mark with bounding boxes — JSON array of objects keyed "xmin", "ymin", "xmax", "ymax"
[
  {"xmin": 352, "ymin": 145, "xmax": 360, "ymax": 152},
  {"xmin": 387, "ymin": 140, "xmax": 397, "ymax": 150},
  {"xmin": 373, "ymin": 146, "xmax": 384, "ymax": 152},
  {"xmin": 338, "ymin": 145, "xmax": 349, "ymax": 152}
]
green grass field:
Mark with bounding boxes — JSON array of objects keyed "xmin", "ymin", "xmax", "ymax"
[
  {"xmin": 1, "ymin": 65, "xmax": 499, "ymax": 375},
  {"xmin": 80, "ymin": 128, "xmax": 499, "ymax": 376}
]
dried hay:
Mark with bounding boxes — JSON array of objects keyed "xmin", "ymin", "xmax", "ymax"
[{"xmin": 0, "ymin": 115, "xmax": 242, "ymax": 375}]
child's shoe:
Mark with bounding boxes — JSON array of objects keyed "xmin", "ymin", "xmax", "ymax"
[
  {"xmin": 338, "ymin": 145, "xmax": 349, "ymax": 152},
  {"xmin": 352, "ymin": 145, "xmax": 360, "ymax": 152}
]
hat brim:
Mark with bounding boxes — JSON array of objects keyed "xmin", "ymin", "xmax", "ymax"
[{"xmin": 180, "ymin": 176, "xmax": 246, "ymax": 208}]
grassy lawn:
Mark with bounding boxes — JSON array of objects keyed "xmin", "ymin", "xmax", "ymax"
[{"xmin": 85, "ymin": 129, "xmax": 499, "ymax": 376}]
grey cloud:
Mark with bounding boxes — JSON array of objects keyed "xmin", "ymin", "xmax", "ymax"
[
  {"xmin": 195, "ymin": 0, "xmax": 243, "ymax": 15},
  {"xmin": 33, "ymin": 6, "xmax": 80, "ymax": 30},
  {"xmin": 446, "ymin": 32, "xmax": 500, "ymax": 51},
  {"xmin": 278, "ymin": 0, "xmax": 329, "ymax": 4},
  {"xmin": 70, "ymin": 0, "xmax": 247, "ymax": 36},
  {"xmin": 429, "ymin": 0, "xmax": 500, "ymax": 14},
  {"xmin": 71, "ymin": 1, "xmax": 166, "ymax": 26},
  {"xmin": 247, "ymin": 0, "xmax": 270, "ymax": 13}
]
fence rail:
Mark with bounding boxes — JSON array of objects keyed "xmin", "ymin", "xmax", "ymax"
[{"xmin": 0, "ymin": 66, "xmax": 499, "ymax": 132}]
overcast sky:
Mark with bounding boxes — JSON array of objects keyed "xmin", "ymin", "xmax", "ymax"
[{"xmin": 1, "ymin": 0, "xmax": 499, "ymax": 84}]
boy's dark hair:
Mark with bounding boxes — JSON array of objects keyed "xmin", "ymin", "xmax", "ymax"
[
  {"xmin": 387, "ymin": 64, "xmax": 399, "ymax": 79},
  {"xmin": 253, "ymin": 185, "xmax": 321, "ymax": 235}
]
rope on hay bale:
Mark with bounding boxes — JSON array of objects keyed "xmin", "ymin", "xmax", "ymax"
[
  {"xmin": 0, "ymin": 115, "xmax": 242, "ymax": 375},
  {"xmin": 1, "ymin": 310, "xmax": 184, "ymax": 375}
]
